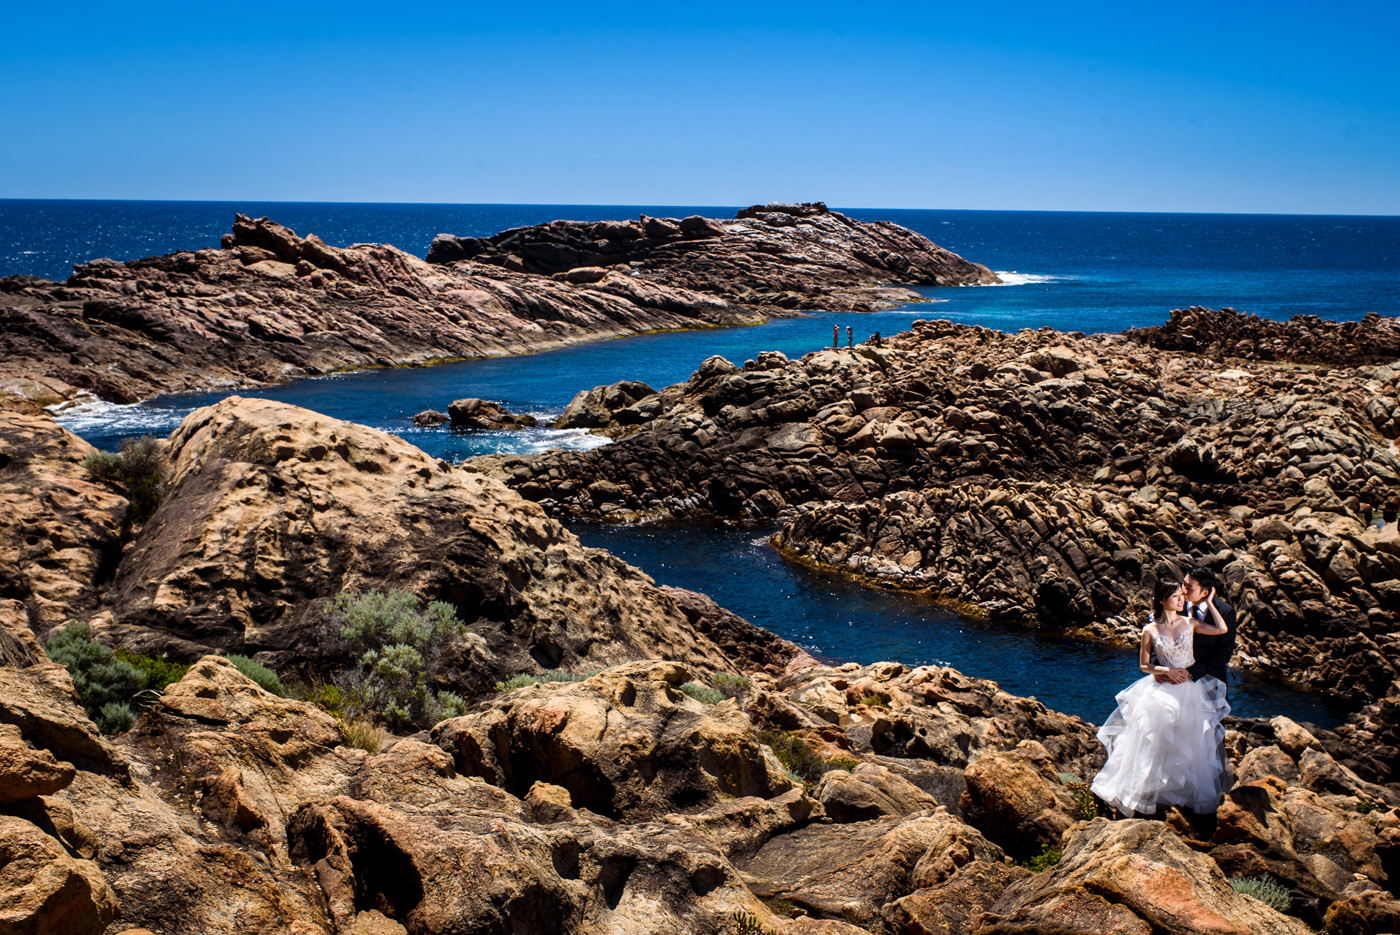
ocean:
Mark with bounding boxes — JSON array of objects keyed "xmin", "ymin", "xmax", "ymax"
[{"xmin": 7, "ymin": 198, "xmax": 1395, "ymax": 725}]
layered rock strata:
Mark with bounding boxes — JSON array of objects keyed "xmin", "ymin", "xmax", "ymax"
[
  {"xmin": 428, "ymin": 201, "xmax": 999, "ymax": 312},
  {"xmin": 0, "ymin": 205, "xmax": 995, "ymax": 406},
  {"xmin": 482, "ymin": 310, "xmax": 1400, "ymax": 703},
  {"xmin": 4, "ymin": 632, "xmax": 1394, "ymax": 934}
]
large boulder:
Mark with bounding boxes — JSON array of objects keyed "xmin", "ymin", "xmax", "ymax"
[
  {"xmin": 0, "ymin": 815, "xmax": 118, "ymax": 935},
  {"xmin": 96, "ymin": 398, "xmax": 738, "ymax": 687},
  {"xmin": 433, "ymin": 660, "xmax": 794, "ymax": 819}
]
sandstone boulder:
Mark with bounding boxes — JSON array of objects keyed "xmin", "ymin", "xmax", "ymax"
[
  {"xmin": 0, "ymin": 814, "xmax": 118, "ymax": 935},
  {"xmin": 446, "ymin": 397, "xmax": 538, "ymax": 430}
]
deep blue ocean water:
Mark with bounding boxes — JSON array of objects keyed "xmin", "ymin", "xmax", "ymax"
[{"xmin": 7, "ymin": 199, "xmax": 1394, "ymax": 726}]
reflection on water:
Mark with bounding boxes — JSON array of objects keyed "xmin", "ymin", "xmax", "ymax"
[{"xmin": 572, "ymin": 520, "xmax": 1352, "ymax": 729}]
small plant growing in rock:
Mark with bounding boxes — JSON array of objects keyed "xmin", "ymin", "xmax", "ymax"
[
  {"xmin": 339, "ymin": 718, "xmax": 383, "ymax": 754},
  {"xmin": 1057, "ymin": 773, "xmax": 1098, "ymax": 820},
  {"xmin": 1025, "ymin": 845, "xmax": 1062, "ymax": 872},
  {"xmin": 726, "ymin": 910, "xmax": 776, "ymax": 935},
  {"xmin": 757, "ymin": 729, "xmax": 836, "ymax": 785},
  {"xmin": 712, "ymin": 673, "xmax": 751, "ymax": 699},
  {"xmin": 679, "ymin": 681, "xmax": 725, "ymax": 704},
  {"xmin": 43, "ymin": 622, "xmax": 146, "ymax": 734},
  {"xmin": 1353, "ymin": 800, "xmax": 1379, "ymax": 814},
  {"xmin": 859, "ymin": 692, "xmax": 888, "ymax": 708},
  {"xmin": 495, "ymin": 669, "xmax": 596, "ymax": 692},
  {"xmin": 1230, "ymin": 874, "xmax": 1291, "ymax": 911},
  {"xmin": 326, "ymin": 589, "xmax": 469, "ymax": 731},
  {"xmin": 84, "ymin": 436, "xmax": 166, "ymax": 524},
  {"xmin": 224, "ymin": 654, "xmax": 286, "ymax": 696},
  {"xmin": 825, "ymin": 755, "xmax": 859, "ymax": 772}
]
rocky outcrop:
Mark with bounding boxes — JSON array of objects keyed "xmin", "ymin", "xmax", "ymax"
[
  {"xmin": 93, "ymin": 397, "xmax": 770, "ymax": 686},
  {"xmin": 0, "ymin": 215, "xmax": 756, "ymax": 405},
  {"xmin": 5, "ymin": 596, "xmax": 1398, "ymax": 935},
  {"xmin": 427, "ymin": 202, "xmax": 999, "ymax": 314},
  {"xmin": 0, "ymin": 393, "xmax": 129, "ymax": 634},
  {"xmin": 485, "ymin": 311, "xmax": 1400, "ymax": 703},
  {"xmin": 445, "ymin": 397, "xmax": 538, "ymax": 430},
  {"xmin": 1130, "ymin": 305, "xmax": 1400, "ymax": 367},
  {"xmin": 0, "ymin": 207, "xmax": 997, "ymax": 407}
]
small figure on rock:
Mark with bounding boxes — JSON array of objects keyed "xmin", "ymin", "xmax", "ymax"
[
  {"xmin": 846, "ymin": 326, "xmax": 853, "ymax": 348},
  {"xmin": 868, "ymin": 331, "xmax": 882, "ymax": 347},
  {"xmin": 833, "ymin": 324, "xmax": 840, "ymax": 349}
]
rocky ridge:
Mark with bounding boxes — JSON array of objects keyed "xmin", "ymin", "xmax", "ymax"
[
  {"xmin": 4, "ymin": 631, "xmax": 1396, "ymax": 934},
  {"xmin": 0, "ymin": 205, "xmax": 994, "ymax": 406},
  {"xmin": 478, "ymin": 309, "xmax": 1400, "ymax": 704}
]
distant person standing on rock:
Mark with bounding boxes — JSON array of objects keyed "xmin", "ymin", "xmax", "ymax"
[
  {"xmin": 846, "ymin": 326, "xmax": 853, "ymax": 348},
  {"xmin": 833, "ymin": 324, "xmax": 840, "ymax": 349}
]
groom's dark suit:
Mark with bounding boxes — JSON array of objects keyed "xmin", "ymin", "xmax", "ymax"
[{"xmin": 1187, "ymin": 597, "xmax": 1237, "ymax": 692}]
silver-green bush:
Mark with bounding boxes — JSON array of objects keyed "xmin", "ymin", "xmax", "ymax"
[
  {"xmin": 224, "ymin": 654, "xmax": 286, "ymax": 696},
  {"xmin": 1230, "ymin": 875, "xmax": 1291, "ymax": 911}
]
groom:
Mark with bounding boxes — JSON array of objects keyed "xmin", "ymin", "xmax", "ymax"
[{"xmin": 1181, "ymin": 565, "xmax": 1237, "ymax": 694}]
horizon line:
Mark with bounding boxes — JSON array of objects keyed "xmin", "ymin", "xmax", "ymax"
[{"xmin": 1, "ymin": 196, "xmax": 1397, "ymax": 220}]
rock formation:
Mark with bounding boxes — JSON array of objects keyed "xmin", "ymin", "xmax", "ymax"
[
  {"xmin": 5, "ymin": 623, "xmax": 1393, "ymax": 934},
  {"xmin": 427, "ymin": 201, "xmax": 999, "ymax": 312},
  {"xmin": 83, "ymin": 396, "xmax": 786, "ymax": 688},
  {"xmin": 482, "ymin": 311, "xmax": 1400, "ymax": 704},
  {"xmin": 0, "ymin": 206, "xmax": 995, "ymax": 406}
]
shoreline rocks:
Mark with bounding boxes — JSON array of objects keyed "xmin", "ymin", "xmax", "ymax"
[
  {"xmin": 0, "ymin": 205, "xmax": 996, "ymax": 407},
  {"xmin": 481, "ymin": 309, "xmax": 1400, "ymax": 705}
]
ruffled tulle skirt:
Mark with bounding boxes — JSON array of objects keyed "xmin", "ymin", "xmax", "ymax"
[{"xmin": 1091, "ymin": 674, "xmax": 1232, "ymax": 816}]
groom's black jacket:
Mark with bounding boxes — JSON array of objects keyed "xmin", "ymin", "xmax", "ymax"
[{"xmin": 1188, "ymin": 597, "xmax": 1237, "ymax": 688}]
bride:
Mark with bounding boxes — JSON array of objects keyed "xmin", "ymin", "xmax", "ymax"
[{"xmin": 1091, "ymin": 577, "xmax": 1232, "ymax": 816}]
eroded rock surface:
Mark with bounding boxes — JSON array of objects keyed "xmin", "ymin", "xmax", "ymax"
[
  {"xmin": 486, "ymin": 311, "xmax": 1400, "ymax": 703},
  {"xmin": 1, "ymin": 206, "xmax": 995, "ymax": 406},
  {"xmin": 95, "ymin": 397, "xmax": 760, "ymax": 686}
]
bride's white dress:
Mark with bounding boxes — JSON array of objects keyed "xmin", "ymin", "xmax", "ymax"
[{"xmin": 1091, "ymin": 626, "xmax": 1232, "ymax": 815}]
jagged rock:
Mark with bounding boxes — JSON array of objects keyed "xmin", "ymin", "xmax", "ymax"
[
  {"xmin": 556, "ymin": 379, "xmax": 658, "ymax": 429},
  {"xmin": 961, "ymin": 740, "xmax": 1081, "ymax": 859},
  {"xmin": 0, "ymin": 814, "xmax": 118, "ymax": 935},
  {"xmin": 433, "ymin": 660, "xmax": 794, "ymax": 819},
  {"xmin": 0, "ymin": 214, "xmax": 760, "ymax": 405},
  {"xmin": 1129, "ymin": 306, "xmax": 1400, "ymax": 367},
  {"xmin": 445, "ymin": 397, "xmax": 538, "ymax": 430},
  {"xmin": 0, "ymin": 723, "xmax": 75, "ymax": 804},
  {"xmin": 0, "ymin": 395, "xmax": 129, "ymax": 634},
  {"xmin": 410, "ymin": 409, "xmax": 449, "ymax": 427},
  {"xmin": 735, "ymin": 807, "xmax": 1003, "ymax": 927},
  {"xmin": 982, "ymin": 818, "xmax": 1313, "ymax": 934},
  {"xmin": 883, "ymin": 859, "xmax": 1031, "ymax": 935},
  {"xmin": 813, "ymin": 762, "xmax": 940, "ymax": 822},
  {"xmin": 491, "ymin": 311, "xmax": 1400, "ymax": 704},
  {"xmin": 96, "ymin": 398, "xmax": 739, "ymax": 686}
]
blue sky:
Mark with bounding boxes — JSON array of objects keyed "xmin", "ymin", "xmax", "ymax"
[{"xmin": 3, "ymin": 1, "xmax": 1396, "ymax": 213}]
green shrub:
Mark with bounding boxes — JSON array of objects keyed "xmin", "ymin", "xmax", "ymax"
[
  {"xmin": 115, "ymin": 649, "xmax": 189, "ymax": 692},
  {"xmin": 84, "ymin": 436, "xmax": 165, "ymax": 524},
  {"xmin": 859, "ymin": 692, "xmax": 888, "ymax": 708},
  {"xmin": 1056, "ymin": 773, "xmax": 1098, "ymax": 820},
  {"xmin": 97, "ymin": 701, "xmax": 137, "ymax": 734},
  {"xmin": 43, "ymin": 622, "xmax": 146, "ymax": 735},
  {"xmin": 758, "ymin": 729, "xmax": 836, "ymax": 785},
  {"xmin": 826, "ymin": 755, "xmax": 859, "ymax": 772},
  {"xmin": 1025, "ymin": 846, "xmax": 1062, "ymax": 872},
  {"xmin": 1230, "ymin": 875, "xmax": 1291, "ymax": 911},
  {"xmin": 339, "ymin": 718, "xmax": 382, "ymax": 754},
  {"xmin": 224, "ymin": 654, "xmax": 285, "ymax": 696},
  {"xmin": 726, "ymin": 911, "xmax": 776, "ymax": 935},
  {"xmin": 712, "ymin": 673, "xmax": 751, "ymax": 699},
  {"xmin": 325, "ymin": 589, "xmax": 467, "ymax": 731},
  {"xmin": 495, "ymin": 669, "xmax": 597, "ymax": 692},
  {"xmin": 680, "ymin": 681, "xmax": 725, "ymax": 704}
]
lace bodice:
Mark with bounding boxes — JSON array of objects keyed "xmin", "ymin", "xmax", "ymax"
[{"xmin": 1153, "ymin": 626, "xmax": 1196, "ymax": 668}]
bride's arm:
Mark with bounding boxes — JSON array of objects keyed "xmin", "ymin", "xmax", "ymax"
[{"xmin": 1195, "ymin": 590, "xmax": 1229, "ymax": 635}]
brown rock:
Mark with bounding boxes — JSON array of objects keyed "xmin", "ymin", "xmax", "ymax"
[
  {"xmin": 0, "ymin": 815, "xmax": 118, "ymax": 935},
  {"xmin": 0, "ymin": 724, "xmax": 75, "ymax": 804},
  {"xmin": 883, "ymin": 859, "xmax": 1031, "ymax": 935},
  {"xmin": 961, "ymin": 740, "xmax": 1080, "ymax": 858},
  {"xmin": 446, "ymin": 396, "xmax": 538, "ymax": 430}
]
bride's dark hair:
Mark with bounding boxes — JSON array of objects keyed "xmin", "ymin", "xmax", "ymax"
[{"xmin": 1152, "ymin": 577, "xmax": 1182, "ymax": 621}]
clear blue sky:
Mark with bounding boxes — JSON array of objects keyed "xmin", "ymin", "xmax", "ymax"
[{"xmin": 3, "ymin": 1, "xmax": 1396, "ymax": 213}]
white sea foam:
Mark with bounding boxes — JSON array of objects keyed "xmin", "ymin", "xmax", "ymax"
[
  {"xmin": 49, "ymin": 396, "xmax": 191, "ymax": 439},
  {"xmin": 991, "ymin": 271, "xmax": 1066, "ymax": 286},
  {"xmin": 491, "ymin": 427, "xmax": 613, "ymax": 455}
]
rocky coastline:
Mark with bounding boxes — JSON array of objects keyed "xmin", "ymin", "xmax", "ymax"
[
  {"xmin": 0, "ymin": 203, "xmax": 994, "ymax": 406},
  {"xmin": 479, "ymin": 307, "xmax": 1400, "ymax": 708},
  {"xmin": 3, "ymin": 209, "xmax": 1399, "ymax": 933}
]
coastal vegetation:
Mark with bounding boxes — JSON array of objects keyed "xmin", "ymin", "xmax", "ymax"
[{"xmin": 82, "ymin": 435, "xmax": 165, "ymax": 524}]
